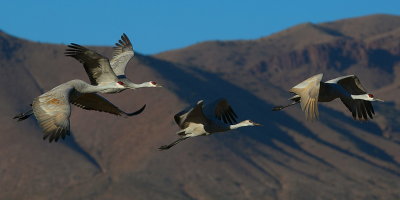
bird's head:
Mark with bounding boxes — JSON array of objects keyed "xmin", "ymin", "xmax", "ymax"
[
  {"xmin": 147, "ymin": 81, "xmax": 162, "ymax": 88},
  {"xmin": 352, "ymin": 93, "xmax": 384, "ymax": 102},
  {"xmin": 116, "ymin": 81, "xmax": 126, "ymax": 88},
  {"xmin": 242, "ymin": 120, "xmax": 262, "ymax": 127}
]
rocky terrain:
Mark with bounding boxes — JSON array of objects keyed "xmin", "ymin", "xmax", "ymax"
[{"xmin": 1, "ymin": 14, "xmax": 400, "ymax": 200}]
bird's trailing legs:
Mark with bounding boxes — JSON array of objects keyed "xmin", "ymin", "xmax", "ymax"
[
  {"xmin": 272, "ymin": 101, "xmax": 300, "ymax": 111},
  {"xmin": 13, "ymin": 109, "xmax": 33, "ymax": 121},
  {"xmin": 158, "ymin": 137, "xmax": 189, "ymax": 150}
]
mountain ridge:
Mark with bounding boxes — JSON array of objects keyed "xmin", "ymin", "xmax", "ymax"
[{"xmin": 1, "ymin": 14, "xmax": 400, "ymax": 199}]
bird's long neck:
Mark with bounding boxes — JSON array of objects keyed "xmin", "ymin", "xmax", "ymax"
[
  {"xmin": 229, "ymin": 121, "xmax": 251, "ymax": 130},
  {"xmin": 351, "ymin": 94, "xmax": 368, "ymax": 100},
  {"xmin": 126, "ymin": 81, "xmax": 152, "ymax": 89},
  {"xmin": 71, "ymin": 80, "xmax": 115, "ymax": 93}
]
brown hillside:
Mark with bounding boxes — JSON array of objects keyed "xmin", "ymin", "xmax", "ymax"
[{"xmin": 1, "ymin": 14, "xmax": 400, "ymax": 199}]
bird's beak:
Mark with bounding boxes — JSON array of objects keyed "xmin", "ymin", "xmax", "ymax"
[
  {"xmin": 156, "ymin": 84, "xmax": 163, "ymax": 88},
  {"xmin": 253, "ymin": 122, "xmax": 263, "ymax": 126},
  {"xmin": 375, "ymin": 98, "xmax": 384, "ymax": 102}
]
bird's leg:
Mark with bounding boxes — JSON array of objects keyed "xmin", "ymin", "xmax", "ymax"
[
  {"xmin": 158, "ymin": 137, "xmax": 189, "ymax": 150},
  {"xmin": 272, "ymin": 101, "xmax": 300, "ymax": 111},
  {"xmin": 13, "ymin": 109, "xmax": 33, "ymax": 121}
]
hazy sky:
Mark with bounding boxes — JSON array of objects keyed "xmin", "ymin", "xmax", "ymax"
[{"xmin": 1, "ymin": 0, "xmax": 399, "ymax": 54}]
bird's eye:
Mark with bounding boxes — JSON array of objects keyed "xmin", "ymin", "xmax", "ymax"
[
  {"xmin": 117, "ymin": 81, "xmax": 125, "ymax": 85},
  {"xmin": 368, "ymin": 94, "xmax": 374, "ymax": 98},
  {"xmin": 151, "ymin": 81, "xmax": 157, "ymax": 85}
]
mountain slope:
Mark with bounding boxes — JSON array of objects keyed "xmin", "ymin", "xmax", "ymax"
[
  {"xmin": 156, "ymin": 14, "xmax": 400, "ymax": 139},
  {"xmin": 1, "ymin": 14, "xmax": 400, "ymax": 200}
]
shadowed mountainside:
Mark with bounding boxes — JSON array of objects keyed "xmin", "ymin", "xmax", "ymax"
[{"xmin": 1, "ymin": 14, "xmax": 400, "ymax": 200}]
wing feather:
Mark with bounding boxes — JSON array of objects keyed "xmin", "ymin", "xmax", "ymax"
[
  {"xmin": 208, "ymin": 99, "xmax": 239, "ymax": 125},
  {"xmin": 326, "ymin": 75, "xmax": 367, "ymax": 95},
  {"xmin": 71, "ymin": 93, "xmax": 145, "ymax": 117},
  {"xmin": 226, "ymin": 110, "xmax": 237, "ymax": 124},
  {"xmin": 290, "ymin": 74, "xmax": 322, "ymax": 121},
  {"xmin": 32, "ymin": 87, "xmax": 72, "ymax": 142},
  {"xmin": 328, "ymin": 75, "xmax": 376, "ymax": 120},
  {"xmin": 360, "ymin": 101, "xmax": 368, "ymax": 120},
  {"xmin": 65, "ymin": 43, "xmax": 118, "ymax": 85},
  {"xmin": 340, "ymin": 97, "xmax": 374, "ymax": 120},
  {"xmin": 174, "ymin": 100, "xmax": 207, "ymax": 128},
  {"xmin": 367, "ymin": 101, "xmax": 374, "ymax": 115},
  {"xmin": 110, "ymin": 33, "xmax": 134, "ymax": 76}
]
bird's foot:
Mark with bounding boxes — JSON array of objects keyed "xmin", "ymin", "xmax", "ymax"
[
  {"xmin": 272, "ymin": 106, "xmax": 284, "ymax": 111},
  {"xmin": 158, "ymin": 145, "xmax": 172, "ymax": 151},
  {"xmin": 13, "ymin": 113, "xmax": 32, "ymax": 121}
]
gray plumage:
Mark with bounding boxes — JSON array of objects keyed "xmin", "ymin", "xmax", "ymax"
[
  {"xmin": 14, "ymin": 80, "xmax": 145, "ymax": 142},
  {"xmin": 110, "ymin": 33, "xmax": 134, "ymax": 76},
  {"xmin": 65, "ymin": 33, "xmax": 161, "ymax": 93},
  {"xmin": 159, "ymin": 98, "xmax": 261, "ymax": 150}
]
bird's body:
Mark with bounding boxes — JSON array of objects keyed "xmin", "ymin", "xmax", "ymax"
[
  {"xmin": 273, "ymin": 73, "xmax": 383, "ymax": 120},
  {"xmin": 65, "ymin": 33, "xmax": 161, "ymax": 94},
  {"xmin": 14, "ymin": 79, "xmax": 145, "ymax": 142},
  {"xmin": 159, "ymin": 99, "xmax": 261, "ymax": 150}
]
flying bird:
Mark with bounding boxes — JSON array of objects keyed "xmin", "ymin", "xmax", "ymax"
[
  {"xmin": 159, "ymin": 99, "xmax": 261, "ymax": 150},
  {"xmin": 65, "ymin": 33, "xmax": 161, "ymax": 94},
  {"xmin": 272, "ymin": 73, "xmax": 383, "ymax": 120},
  {"xmin": 13, "ymin": 79, "xmax": 146, "ymax": 142}
]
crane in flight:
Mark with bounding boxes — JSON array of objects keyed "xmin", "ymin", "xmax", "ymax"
[
  {"xmin": 13, "ymin": 79, "xmax": 146, "ymax": 143},
  {"xmin": 65, "ymin": 33, "xmax": 161, "ymax": 94},
  {"xmin": 273, "ymin": 74, "xmax": 383, "ymax": 120},
  {"xmin": 159, "ymin": 98, "xmax": 261, "ymax": 150}
]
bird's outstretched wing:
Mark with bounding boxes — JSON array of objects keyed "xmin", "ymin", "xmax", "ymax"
[
  {"xmin": 65, "ymin": 43, "xmax": 118, "ymax": 85},
  {"xmin": 340, "ymin": 97, "xmax": 375, "ymax": 120},
  {"xmin": 326, "ymin": 75, "xmax": 367, "ymax": 95},
  {"xmin": 174, "ymin": 100, "xmax": 207, "ymax": 128},
  {"xmin": 71, "ymin": 93, "xmax": 145, "ymax": 117},
  {"xmin": 206, "ymin": 98, "xmax": 238, "ymax": 125},
  {"xmin": 328, "ymin": 75, "xmax": 374, "ymax": 120},
  {"xmin": 32, "ymin": 86, "xmax": 73, "ymax": 143},
  {"xmin": 289, "ymin": 73, "xmax": 323, "ymax": 120},
  {"xmin": 110, "ymin": 33, "xmax": 134, "ymax": 76},
  {"xmin": 174, "ymin": 109, "xmax": 188, "ymax": 126}
]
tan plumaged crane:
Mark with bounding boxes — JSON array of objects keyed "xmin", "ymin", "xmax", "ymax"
[
  {"xmin": 273, "ymin": 74, "xmax": 383, "ymax": 120},
  {"xmin": 14, "ymin": 79, "xmax": 145, "ymax": 142}
]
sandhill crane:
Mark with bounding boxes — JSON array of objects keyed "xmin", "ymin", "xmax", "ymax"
[
  {"xmin": 159, "ymin": 99, "xmax": 261, "ymax": 150},
  {"xmin": 65, "ymin": 33, "xmax": 161, "ymax": 94},
  {"xmin": 13, "ymin": 79, "xmax": 145, "ymax": 142},
  {"xmin": 272, "ymin": 73, "xmax": 383, "ymax": 120}
]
